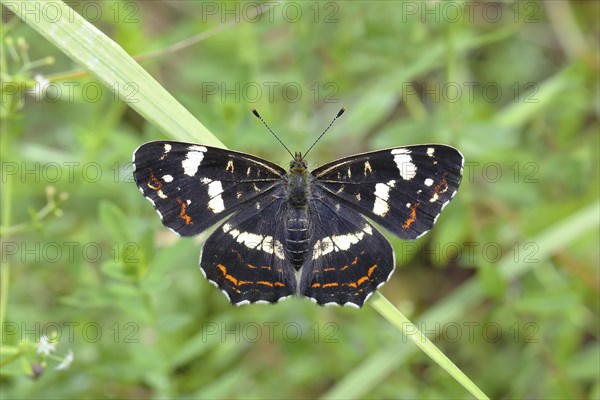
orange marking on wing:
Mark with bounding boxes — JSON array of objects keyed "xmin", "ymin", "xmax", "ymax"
[
  {"xmin": 323, "ymin": 267, "xmax": 336, "ymax": 272},
  {"xmin": 342, "ymin": 264, "xmax": 378, "ymax": 288},
  {"xmin": 356, "ymin": 276, "xmax": 369, "ymax": 286},
  {"xmin": 367, "ymin": 264, "xmax": 378, "ymax": 276},
  {"xmin": 217, "ymin": 263, "xmax": 237, "ymax": 285},
  {"xmin": 177, "ymin": 198, "xmax": 192, "ymax": 225},
  {"xmin": 402, "ymin": 203, "xmax": 419, "ymax": 229},
  {"xmin": 147, "ymin": 172, "xmax": 162, "ymax": 190},
  {"xmin": 255, "ymin": 280, "xmax": 285, "ymax": 287},
  {"xmin": 434, "ymin": 172, "xmax": 449, "ymax": 195},
  {"xmin": 311, "ymin": 282, "xmax": 340, "ymax": 288},
  {"xmin": 351, "ymin": 257, "xmax": 358, "ymax": 265},
  {"xmin": 218, "ymin": 264, "xmax": 282, "ymax": 288},
  {"xmin": 340, "ymin": 265, "xmax": 349, "ymax": 271},
  {"xmin": 248, "ymin": 264, "xmax": 272, "ymax": 270},
  {"xmin": 313, "ymin": 264, "xmax": 379, "ymax": 290},
  {"xmin": 217, "ymin": 263, "xmax": 245, "ymax": 286}
]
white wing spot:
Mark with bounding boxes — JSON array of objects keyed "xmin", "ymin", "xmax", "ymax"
[
  {"xmin": 427, "ymin": 147, "xmax": 435, "ymax": 157},
  {"xmin": 182, "ymin": 146, "xmax": 207, "ymax": 176},
  {"xmin": 162, "ymin": 174, "xmax": 173, "ymax": 182},
  {"xmin": 236, "ymin": 231, "xmax": 262, "ymax": 249},
  {"xmin": 207, "ymin": 180, "xmax": 225, "ymax": 213},
  {"xmin": 312, "ymin": 224, "xmax": 372, "ymax": 260},
  {"xmin": 273, "ymin": 240, "xmax": 285, "ymax": 260},
  {"xmin": 225, "ymin": 228, "xmax": 284, "ymax": 260},
  {"xmin": 391, "ymin": 148, "xmax": 416, "ymax": 180},
  {"xmin": 189, "ymin": 145, "xmax": 207, "ymax": 152},
  {"xmin": 406, "ymin": 202, "xmax": 411, "ymax": 208},
  {"xmin": 430, "ymin": 193, "xmax": 439, "ymax": 203},
  {"xmin": 424, "ymin": 178, "xmax": 434, "ymax": 187},
  {"xmin": 160, "ymin": 143, "xmax": 172, "ymax": 160},
  {"xmin": 313, "ymin": 237, "xmax": 334, "ymax": 259},
  {"xmin": 364, "ymin": 161, "xmax": 373, "ymax": 175},
  {"xmin": 373, "ymin": 183, "xmax": 391, "ymax": 217},
  {"xmin": 157, "ymin": 190, "xmax": 167, "ymax": 199}
]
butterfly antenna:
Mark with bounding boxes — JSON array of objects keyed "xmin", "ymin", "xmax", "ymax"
[
  {"xmin": 302, "ymin": 107, "xmax": 345, "ymax": 159},
  {"xmin": 252, "ymin": 109, "xmax": 295, "ymax": 159}
]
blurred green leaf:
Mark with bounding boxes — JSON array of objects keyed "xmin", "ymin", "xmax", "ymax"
[{"xmin": 98, "ymin": 200, "xmax": 131, "ymax": 245}]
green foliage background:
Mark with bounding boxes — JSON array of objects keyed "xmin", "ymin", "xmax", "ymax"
[{"xmin": 1, "ymin": 1, "xmax": 598, "ymax": 399}]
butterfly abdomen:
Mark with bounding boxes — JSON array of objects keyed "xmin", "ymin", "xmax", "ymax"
[
  {"xmin": 285, "ymin": 207, "xmax": 310, "ymax": 269},
  {"xmin": 285, "ymin": 167, "xmax": 311, "ymax": 269}
]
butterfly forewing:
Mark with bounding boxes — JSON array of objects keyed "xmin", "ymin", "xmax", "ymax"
[
  {"xmin": 133, "ymin": 141, "xmax": 286, "ymax": 236},
  {"xmin": 312, "ymin": 145, "xmax": 463, "ymax": 239}
]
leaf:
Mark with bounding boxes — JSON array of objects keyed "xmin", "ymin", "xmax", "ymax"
[
  {"xmin": 2, "ymin": 0, "xmax": 222, "ymax": 146},
  {"xmin": 98, "ymin": 200, "xmax": 131, "ymax": 245}
]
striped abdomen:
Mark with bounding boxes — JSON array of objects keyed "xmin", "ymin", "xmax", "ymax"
[{"xmin": 285, "ymin": 206, "xmax": 310, "ymax": 269}]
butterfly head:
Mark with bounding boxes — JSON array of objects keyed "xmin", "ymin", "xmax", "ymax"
[{"xmin": 290, "ymin": 151, "xmax": 307, "ymax": 172}]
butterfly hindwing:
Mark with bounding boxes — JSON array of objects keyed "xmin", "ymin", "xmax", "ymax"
[
  {"xmin": 199, "ymin": 189, "xmax": 297, "ymax": 305},
  {"xmin": 312, "ymin": 145, "xmax": 463, "ymax": 239},
  {"xmin": 132, "ymin": 141, "xmax": 286, "ymax": 236},
  {"xmin": 299, "ymin": 189, "xmax": 395, "ymax": 307}
]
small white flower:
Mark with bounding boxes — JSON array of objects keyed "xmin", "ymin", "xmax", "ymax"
[
  {"xmin": 55, "ymin": 349, "xmax": 74, "ymax": 370},
  {"xmin": 25, "ymin": 74, "xmax": 50, "ymax": 100},
  {"xmin": 33, "ymin": 74, "xmax": 50, "ymax": 86},
  {"xmin": 36, "ymin": 336, "xmax": 56, "ymax": 356}
]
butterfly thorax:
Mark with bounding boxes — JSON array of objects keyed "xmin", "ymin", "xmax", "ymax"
[
  {"xmin": 287, "ymin": 152, "xmax": 309, "ymax": 206},
  {"xmin": 285, "ymin": 152, "xmax": 311, "ymax": 269}
]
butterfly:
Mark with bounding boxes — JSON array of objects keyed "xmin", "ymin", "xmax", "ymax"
[{"xmin": 132, "ymin": 109, "xmax": 463, "ymax": 308}]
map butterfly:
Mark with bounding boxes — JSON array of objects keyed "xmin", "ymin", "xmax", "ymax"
[{"xmin": 132, "ymin": 109, "xmax": 464, "ymax": 308}]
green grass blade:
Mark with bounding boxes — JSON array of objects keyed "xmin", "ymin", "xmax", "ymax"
[
  {"xmin": 324, "ymin": 202, "xmax": 599, "ymax": 399},
  {"xmin": 2, "ymin": 0, "xmax": 221, "ymax": 146},
  {"xmin": 369, "ymin": 292, "xmax": 490, "ymax": 399},
  {"xmin": 494, "ymin": 65, "xmax": 577, "ymax": 128}
]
